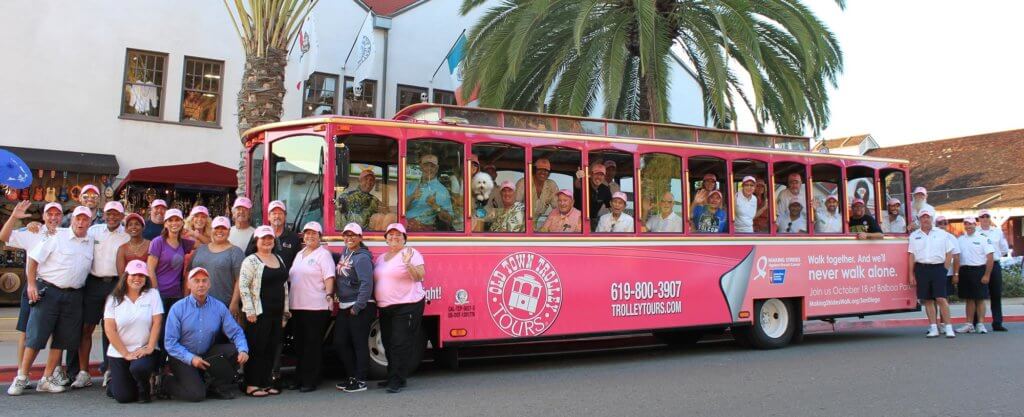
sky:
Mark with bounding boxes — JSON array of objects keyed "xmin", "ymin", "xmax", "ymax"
[{"xmin": 803, "ymin": 1, "xmax": 1024, "ymax": 146}]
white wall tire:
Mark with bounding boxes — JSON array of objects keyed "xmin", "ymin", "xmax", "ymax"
[{"xmin": 738, "ymin": 298, "xmax": 796, "ymax": 349}]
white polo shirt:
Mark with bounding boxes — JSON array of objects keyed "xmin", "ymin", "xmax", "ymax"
[
  {"xmin": 596, "ymin": 212, "xmax": 635, "ymax": 233},
  {"xmin": 815, "ymin": 210, "xmax": 843, "ymax": 233},
  {"xmin": 977, "ymin": 225, "xmax": 1009, "ymax": 258},
  {"xmin": 907, "ymin": 227, "xmax": 954, "ymax": 264},
  {"xmin": 775, "ymin": 188, "xmax": 805, "ymax": 227},
  {"xmin": 780, "ymin": 215, "xmax": 807, "ymax": 234},
  {"xmin": 645, "ymin": 212, "xmax": 682, "ymax": 233},
  {"xmin": 881, "ymin": 214, "xmax": 907, "ymax": 234},
  {"xmin": 28, "ymin": 229, "xmax": 94, "ymax": 289},
  {"xmin": 943, "ymin": 231, "xmax": 961, "ymax": 276},
  {"xmin": 734, "ymin": 192, "xmax": 757, "ymax": 233},
  {"xmin": 89, "ymin": 224, "xmax": 130, "ymax": 277},
  {"xmin": 229, "ymin": 225, "xmax": 255, "ymax": 250},
  {"xmin": 103, "ymin": 289, "xmax": 163, "ymax": 358},
  {"xmin": 958, "ymin": 231, "xmax": 995, "ymax": 266}
]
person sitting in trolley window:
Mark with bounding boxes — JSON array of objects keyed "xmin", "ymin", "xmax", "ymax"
[
  {"xmin": 775, "ymin": 173, "xmax": 806, "ymax": 230},
  {"xmin": 880, "ymin": 198, "xmax": 907, "ymax": 233},
  {"xmin": 780, "ymin": 200, "xmax": 808, "ymax": 234},
  {"xmin": 482, "ymin": 181, "xmax": 525, "ymax": 233},
  {"xmin": 405, "ymin": 153, "xmax": 455, "ymax": 232},
  {"xmin": 337, "ymin": 168, "xmax": 391, "ymax": 232},
  {"xmin": 603, "ymin": 160, "xmax": 621, "ymax": 194},
  {"xmin": 691, "ymin": 190, "xmax": 727, "ymax": 233},
  {"xmin": 848, "ymin": 198, "xmax": 883, "ymax": 240},
  {"xmin": 813, "ymin": 195, "xmax": 843, "ymax": 233},
  {"xmin": 540, "ymin": 189, "xmax": 581, "ymax": 233},
  {"xmin": 690, "ymin": 172, "xmax": 718, "ymax": 217},
  {"xmin": 596, "ymin": 192, "xmax": 634, "ymax": 233},
  {"xmin": 734, "ymin": 176, "xmax": 758, "ymax": 233},
  {"xmin": 643, "ymin": 192, "xmax": 682, "ymax": 233},
  {"xmin": 515, "ymin": 157, "xmax": 560, "ymax": 220},
  {"xmin": 909, "ymin": 186, "xmax": 935, "ymax": 231}
]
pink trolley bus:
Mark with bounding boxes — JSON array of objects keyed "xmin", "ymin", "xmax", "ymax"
[{"xmin": 242, "ymin": 104, "xmax": 916, "ymax": 371}]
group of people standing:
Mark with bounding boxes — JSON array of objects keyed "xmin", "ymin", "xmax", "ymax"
[{"xmin": 3, "ymin": 189, "xmax": 429, "ymax": 401}]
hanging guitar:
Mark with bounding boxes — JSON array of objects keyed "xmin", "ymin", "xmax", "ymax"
[
  {"xmin": 102, "ymin": 175, "xmax": 115, "ymax": 200},
  {"xmin": 31, "ymin": 169, "xmax": 44, "ymax": 201},
  {"xmin": 58, "ymin": 171, "xmax": 69, "ymax": 202},
  {"xmin": 44, "ymin": 170, "xmax": 57, "ymax": 203},
  {"xmin": 4, "ymin": 185, "xmax": 19, "ymax": 202}
]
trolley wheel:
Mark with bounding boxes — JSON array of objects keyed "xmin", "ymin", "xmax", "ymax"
[
  {"xmin": 653, "ymin": 330, "xmax": 704, "ymax": 347},
  {"xmin": 436, "ymin": 347, "xmax": 460, "ymax": 370},
  {"xmin": 742, "ymin": 298, "xmax": 796, "ymax": 349},
  {"xmin": 366, "ymin": 318, "xmax": 427, "ymax": 381}
]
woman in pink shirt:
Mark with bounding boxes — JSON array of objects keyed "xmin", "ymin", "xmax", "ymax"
[
  {"xmin": 375, "ymin": 223, "xmax": 425, "ymax": 393},
  {"xmin": 287, "ymin": 222, "xmax": 335, "ymax": 392}
]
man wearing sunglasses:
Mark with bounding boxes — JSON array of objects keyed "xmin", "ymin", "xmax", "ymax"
[
  {"xmin": 779, "ymin": 200, "xmax": 807, "ymax": 234},
  {"xmin": 976, "ymin": 210, "xmax": 1011, "ymax": 331}
]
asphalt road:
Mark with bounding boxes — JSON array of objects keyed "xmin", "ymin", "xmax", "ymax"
[{"xmin": 4, "ymin": 325, "xmax": 1023, "ymax": 417}]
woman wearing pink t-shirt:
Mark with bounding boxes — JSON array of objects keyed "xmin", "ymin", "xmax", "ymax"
[
  {"xmin": 375, "ymin": 223, "xmax": 425, "ymax": 393},
  {"xmin": 287, "ymin": 222, "xmax": 335, "ymax": 392}
]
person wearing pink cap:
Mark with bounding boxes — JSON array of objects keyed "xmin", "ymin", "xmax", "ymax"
[
  {"xmin": 244, "ymin": 200, "xmax": 302, "ymax": 270},
  {"xmin": 187, "ymin": 216, "xmax": 244, "ymax": 313},
  {"xmin": 573, "ymin": 161, "xmax": 612, "ymax": 231},
  {"xmin": 405, "ymin": 153, "xmax": 456, "ymax": 232},
  {"xmin": 775, "ymin": 172, "xmax": 806, "ymax": 231},
  {"xmin": 514, "ymin": 157, "xmax": 560, "ymax": 220},
  {"xmin": 183, "ymin": 205, "xmax": 212, "ymax": 246},
  {"xmin": 103, "ymin": 260, "xmax": 163, "ymax": 403},
  {"xmin": 603, "ymin": 160, "xmax": 621, "ymax": 194},
  {"xmin": 690, "ymin": 172, "xmax": 718, "ymax": 216},
  {"xmin": 880, "ymin": 198, "xmax": 907, "ymax": 234},
  {"xmin": 142, "ymin": 199, "xmax": 168, "ymax": 240},
  {"xmin": 376, "ymin": 222, "xmax": 426, "ymax": 393},
  {"xmin": 15, "ymin": 206, "xmax": 95, "ymax": 395},
  {"xmin": 813, "ymin": 195, "xmax": 843, "ymax": 233},
  {"xmin": 692, "ymin": 190, "xmax": 727, "ymax": 233},
  {"xmin": 2, "ymin": 200, "xmax": 66, "ymax": 395},
  {"xmin": 909, "ymin": 186, "xmax": 934, "ymax": 231},
  {"xmin": 908, "ymin": 209, "xmax": 957, "ymax": 338},
  {"xmin": 977, "ymin": 209, "xmax": 1010, "ymax": 331},
  {"xmin": 955, "ymin": 216, "xmax": 996, "ymax": 334},
  {"xmin": 147, "ymin": 208, "xmax": 195, "ymax": 371},
  {"xmin": 66, "ymin": 200, "xmax": 130, "ymax": 388},
  {"xmin": 334, "ymin": 223, "xmax": 375, "ymax": 393},
  {"xmin": 229, "ymin": 197, "xmax": 255, "ymax": 250},
  {"xmin": 288, "ymin": 221, "xmax": 336, "ymax": 392},
  {"xmin": 734, "ymin": 176, "xmax": 758, "ymax": 233},
  {"xmin": 481, "ymin": 181, "xmax": 525, "ymax": 233},
  {"xmin": 596, "ymin": 191, "xmax": 634, "ymax": 233},
  {"xmin": 336, "ymin": 168, "xmax": 388, "ymax": 232},
  {"xmin": 848, "ymin": 198, "xmax": 882, "ymax": 240},
  {"xmin": 61, "ymin": 184, "xmax": 104, "ymax": 227},
  {"xmin": 239, "ymin": 225, "xmax": 290, "ymax": 396},
  {"xmin": 540, "ymin": 189, "xmax": 582, "ymax": 233},
  {"xmin": 933, "ymin": 215, "xmax": 960, "ymax": 298},
  {"xmin": 116, "ymin": 213, "xmax": 150, "ymax": 277}
]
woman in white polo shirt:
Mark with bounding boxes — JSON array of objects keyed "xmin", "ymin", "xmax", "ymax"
[{"xmin": 104, "ymin": 260, "xmax": 163, "ymax": 403}]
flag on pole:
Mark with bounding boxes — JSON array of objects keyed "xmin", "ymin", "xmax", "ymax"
[
  {"xmin": 446, "ymin": 33, "xmax": 478, "ymax": 106},
  {"xmin": 347, "ymin": 12, "xmax": 377, "ymax": 85},
  {"xmin": 295, "ymin": 14, "xmax": 320, "ymax": 90}
]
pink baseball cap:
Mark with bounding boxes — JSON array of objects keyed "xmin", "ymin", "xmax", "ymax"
[
  {"xmin": 500, "ymin": 181, "xmax": 515, "ymax": 191},
  {"xmin": 611, "ymin": 191, "xmax": 628, "ymax": 202},
  {"xmin": 211, "ymin": 216, "xmax": 231, "ymax": 229},
  {"xmin": 302, "ymin": 221, "xmax": 323, "ymax": 234},
  {"xmin": 591, "ymin": 164, "xmax": 606, "ymax": 175},
  {"xmin": 935, "ymin": 215, "xmax": 948, "ymax": 222},
  {"xmin": 741, "ymin": 176, "xmax": 756, "ymax": 184},
  {"xmin": 557, "ymin": 188, "xmax": 573, "ymax": 198},
  {"xmin": 43, "ymin": 202, "xmax": 63, "ymax": 214},
  {"xmin": 253, "ymin": 225, "xmax": 275, "ymax": 238},
  {"xmin": 978, "ymin": 209, "xmax": 992, "ymax": 217},
  {"xmin": 385, "ymin": 223, "xmax": 407, "ymax": 235},
  {"xmin": 918, "ymin": 208, "xmax": 935, "ymax": 219},
  {"xmin": 359, "ymin": 168, "xmax": 375, "ymax": 180},
  {"xmin": 125, "ymin": 260, "xmax": 149, "ymax": 276},
  {"xmin": 187, "ymin": 267, "xmax": 209, "ymax": 279},
  {"xmin": 707, "ymin": 190, "xmax": 723, "ymax": 200},
  {"xmin": 81, "ymin": 184, "xmax": 100, "ymax": 196},
  {"xmin": 342, "ymin": 223, "xmax": 363, "ymax": 236},
  {"xmin": 913, "ymin": 187, "xmax": 928, "ymax": 196},
  {"xmin": 963, "ymin": 216, "xmax": 977, "ymax": 224},
  {"xmin": 72, "ymin": 206, "xmax": 92, "ymax": 219},
  {"xmin": 851, "ymin": 198, "xmax": 866, "ymax": 207},
  {"xmin": 150, "ymin": 199, "xmax": 167, "ymax": 209},
  {"xmin": 189, "ymin": 205, "xmax": 209, "ymax": 217},
  {"xmin": 232, "ymin": 197, "xmax": 252, "ymax": 209},
  {"xmin": 268, "ymin": 200, "xmax": 287, "ymax": 213},
  {"xmin": 887, "ymin": 198, "xmax": 901, "ymax": 206},
  {"xmin": 103, "ymin": 201, "xmax": 125, "ymax": 213},
  {"xmin": 164, "ymin": 208, "xmax": 183, "ymax": 220},
  {"xmin": 125, "ymin": 213, "xmax": 145, "ymax": 226},
  {"xmin": 825, "ymin": 195, "xmax": 839, "ymax": 202}
]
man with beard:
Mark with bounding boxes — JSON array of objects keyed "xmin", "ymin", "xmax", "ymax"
[
  {"xmin": 814, "ymin": 195, "xmax": 843, "ymax": 233},
  {"xmin": 849, "ymin": 198, "xmax": 883, "ymax": 240},
  {"xmin": 880, "ymin": 198, "xmax": 907, "ymax": 233},
  {"xmin": 228, "ymin": 197, "xmax": 255, "ymax": 250},
  {"xmin": 909, "ymin": 187, "xmax": 934, "ymax": 232},
  {"xmin": 62, "ymin": 185, "xmax": 104, "ymax": 227}
]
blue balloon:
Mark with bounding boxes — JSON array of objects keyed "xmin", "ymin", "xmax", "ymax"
[{"xmin": 0, "ymin": 148, "xmax": 32, "ymax": 189}]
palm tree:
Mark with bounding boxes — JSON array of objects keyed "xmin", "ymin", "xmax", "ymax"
[
  {"xmin": 459, "ymin": 0, "xmax": 843, "ymax": 136},
  {"xmin": 223, "ymin": 0, "xmax": 318, "ymax": 192}
]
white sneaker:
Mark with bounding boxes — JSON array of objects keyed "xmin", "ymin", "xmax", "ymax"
[
  {"xmin": 926, "ymin": 326, "xmax": 940, "ymax": 338},
  {"xmin": 6, "ymin": 375, "xmax": 28, "ymax": 396},
  {"xmin": 955, "ymin": 324, "xmax": 975, "ymax": 334},
  {"xmin": 976, "ymin": 323, "xmax": 988, "ymax": 334},
  {"xmin": 101, "ymin": 370, "xmax": 111, "ymax": 388},
  {"xmin": 70, "ymin": 371, "xmax": 92, "ymax": 388},
  {"xmin": 51, "ymin": 366, "xmax": 70, "ymax": 386},
  {"xmin": 944, "ymin": 325, "xmax": 956, "ymax": 338},
  {"xmin": 36, "ymin": 376, "xmax": 66, "ymax": 393}
]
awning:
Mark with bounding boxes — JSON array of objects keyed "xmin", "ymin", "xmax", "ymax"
[
  {"xmin": 116, "ymin": 162, "xmax": 238, "ymax": 192},
  {"xmin": 1, "ymin": 146, "xmax": 119, "ymax": 175}
]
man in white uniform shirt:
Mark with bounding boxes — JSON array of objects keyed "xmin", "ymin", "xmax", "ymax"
[
  {"xmin": 880, "ymin": 198, "xmax": 907, "ymax": 233},
  {"xmin": 779, "ymin": 201, "xmax": 807, "ymax": 234},
  {"xmin": 907, "ymin": 208, "xmax": 956, "ymax": 338},
  {"xmin": 933, "ymin": 216, "xmax": 960, "ymax": 321},
  {"xmin": 67, "ymin": 201, "xmax": 130, "ymax": 388},
  {"xmin": 596, "ymin": 192, "xmax": 634, "ymax": 233},
  {"xmin": 12, "ymin": 206, "xmax": 95, "ymax": 394},
  {"xmin": 814, "ymin": 195, "xmax": 843, "ymax": 233},
  {"xmin": 955, "ymin": 216, "xmax": 995, "ymax": 334},
  {"xmin": 644, "ymin": 192, "xmax": 682, "ymax": 233},
  {"xmin": 775, "ymin": 173, "xmax": 806, "ymax": 229},
  {"xmin": 977, "ymin": 209, "xmax": 1011, "ymax": 331},
  {"xmin": 909, "ymin": 187, "xmax": 934, "ymax": 231},
  {"xmin": 734, "ymin": 176, "xmax": 757, "ymax": 233},
  {"xmin": 228, "ymin": 197, "xmax": 255, "ymax": 250}
]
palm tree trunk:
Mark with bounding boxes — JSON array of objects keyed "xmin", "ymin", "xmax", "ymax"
[{"xmin": 235, "ymin": 47, "xmax": 288, "ymax": 195}]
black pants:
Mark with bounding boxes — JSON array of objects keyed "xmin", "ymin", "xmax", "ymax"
[
  {"xmin": 334, "ymin": 303, "xmax": 377, "ymax": 381},
  {"xmin": 990, "ymin": 263, "xmax": 1004, "ymax": 325},
  {"xmin": 380, "ymin": 300, "xmax": 424, "ymax": 387},
  {"xmin": 164, "ymin": 344, "xmax": 238, "ymax": 402},
  {"xmin": 67, "ymin": 276, "xmax": 117, "ymax": 376},
  {"xmin": 107, "ymin": 355, "xmax": 156, "ymax": 403},
  {"xmin": 243, "ymin": 312, "xmax": 282, "ymax": 388},
  {"xmin": 290, "ymin": 310, "xmax": 330, "ymax": 388}
]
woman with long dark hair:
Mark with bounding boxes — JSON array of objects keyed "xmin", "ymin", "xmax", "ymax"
[
  {"xmin": 333, "ymin": 223, "xmax": 374, "ymax": 393},
  {"xmin": 146, "ymin": 209, "xmax": 193, "ymax": 369},
  {"xmin": 104, "ymin": 260, "xmax": 163, "ymax": 403}
]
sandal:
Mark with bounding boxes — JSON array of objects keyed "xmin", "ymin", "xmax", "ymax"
[
  {"xmin": 246, "ymin": 388, "xmax": 269, "ymax": 397},
  {"xmin": 264, "ymin": 387, "xmax": 280, "ymax": 395}
]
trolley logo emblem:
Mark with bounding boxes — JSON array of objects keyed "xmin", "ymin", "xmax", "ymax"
[{"xmin": 487, "ymin": 252, "xmax": 563, "ymax": 338}]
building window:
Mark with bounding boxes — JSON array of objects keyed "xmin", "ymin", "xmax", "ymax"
[
  {"xmin": 396, "ymin": 84, "xmax": 428, "ymax": 112},
  {"xmin": 121, "ymin": 49, "xmax": 168, "ymax": 119},
  {"xmin": 433, "ymin": 89, "xmax": 456, "ymax": 105},
  {"xmin": 302, "ymin": 72, "xmax": 338, "ymax": 117},
  {"xmin": 180, "ymin": 57, "xmax": 223, "ymax": 125},
  {"xmin": 343, "ymin": 77, "xmax": 376, "ymax": 118}
]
